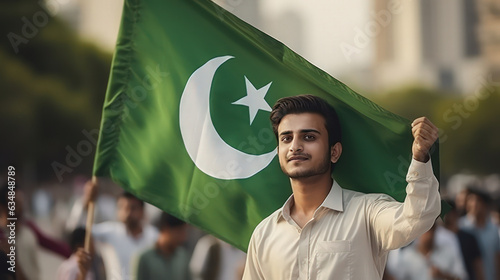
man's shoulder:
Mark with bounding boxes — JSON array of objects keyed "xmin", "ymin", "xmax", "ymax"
[
  {"xmin": 174, "ymin": 246, "xmax": 189, "ymax": 260},
  {"xmin": 92, "ymin": 221, "xmax": 129, "ymax": 241},
  {"xmin": 139, "ymin": 246, "xmax": 156, "ymax": 257},
  {"xmin": 93, "ymin": 221, "xmax": 123, "ymax": 232},
  {"xmin": 341, "ymin": 187, "xmax": 396, "ymax": 206},
  {"xmin": 136, "ymin": 246, "xmax": 158, "ymax": 264},
  {"xmin": 458, "ymin": 215, "xmax": 473, "ymax": 229},
  {"xmin": 251, "ymin": 208, "xmax": 283, "ymax": 239}
]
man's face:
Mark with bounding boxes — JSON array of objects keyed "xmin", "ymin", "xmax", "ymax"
[
  {"xmin": 117, "ymin": 197, "xmax": 144, "ymax": 229},
  {"xmin": 466, "ymin": 194, "xmax": 486, "ymax": 216},
  {"xmin": 162, "ymin": 224, "xmax": 188, "ymax": 248},
  {"xmin": 277, "ymin": 113, "xmax": 336, "ymax": 179},
  {"xmin": 420, "ymin": 226, "xmax": 436, "ymax": 246}
]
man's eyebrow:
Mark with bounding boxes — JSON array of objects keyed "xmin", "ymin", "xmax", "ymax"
[
  {"xmin": 279, "ymin": 129, "xmax": 321, "ymax": 136},
  {"xmin": 300, "ymin": 129, "xmax": 320, "ymax": 134},
  {"xmin": 279, "ymin": 130, "xmax": 292, "ymax": 136}
]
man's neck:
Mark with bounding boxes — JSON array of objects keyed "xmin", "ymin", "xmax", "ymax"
[
  {"xmin": 126, "ymin": 225, "xmax": 143, "ymax": 239},
  {"xmin": 417, "ymin": 242, "xmax": 433, "ymax": 257},
  {"xmin": 470, "ymin": 212, "xmax": 487, "ymax": 228},
  {"xmin": 156, "ymin": 240, "xmax": 175, "ymax": 256},
  {"xmin": 289, "ymin": 174, "xmax": 332, "ymax": 228}
]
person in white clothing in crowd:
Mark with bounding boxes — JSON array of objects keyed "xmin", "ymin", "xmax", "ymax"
[
  {"xmin": 397, "ymin": 223, "xmax": 465, "ymax": 280},
  {"xmin": 79, "ymin": 182, "xmax": 159, "ymax": 280}
]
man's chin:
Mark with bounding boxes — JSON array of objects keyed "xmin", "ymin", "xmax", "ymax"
[
  {"xmin": 125, "ymin": 221, "xmax": 141, "ymax": 229},
  {"xmin": 282, "ymin": 169, "xmax": 315, "ymax": 179},
  {"xmin": 281, "ymin": 165, "xmax": 330, "ymax": 179}
]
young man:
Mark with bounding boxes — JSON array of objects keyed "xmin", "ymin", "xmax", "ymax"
[
  {"xmin": 459, "ymin": 189, "xmax": 500, "ymax": 280},
  {"xmin": 398, "ymin": 224, "xmax": 464, "ymax": 280},
  {"xmin": 443, "ymin": 200, "xmax": 483, "ymax": 280},
  {"xmin": 242, "ymin": 95, "xmax": 441, "ymax": 279},
  {"xmin": 81, "ymin": 184, "xmax": 159, "ymax": 280},
  {"xmin": 134, "ymin": 212, "xmax": 191, "ymax": 280}
]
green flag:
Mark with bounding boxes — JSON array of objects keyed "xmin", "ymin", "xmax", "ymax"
[{"xmin": 93, "ymin": 0, "xmax": 440, "ymax": 251}]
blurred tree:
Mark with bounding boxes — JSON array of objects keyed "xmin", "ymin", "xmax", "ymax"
[
  {"xmin": 434, "ymin": 86, "xmax": 500, "ymax": 177},
  {"xmin": 372, "ymin": 85, "xmax": 448, "ymax": 120},
  {"xmin": 0, "ymin": 0, "xmax": 111, "ymax": 183},
  {"xmin": 375, "ymin": 85, "xmax": 500, "ymax": 178}
]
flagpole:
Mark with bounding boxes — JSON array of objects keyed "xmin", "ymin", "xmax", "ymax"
[
  {"xmin": 78, "ymin": 176, "xmax": 97, "ymax": 280},
  {"xmin": 84, "ymin": 177, "xmax": 95, "ymax": 252}
]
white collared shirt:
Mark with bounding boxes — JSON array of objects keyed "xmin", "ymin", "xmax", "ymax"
[
  {"xmin": 242, "ymin": 159, "xmax": 440, "ymax": 280},
  {"xmin": 92, "ymin": 221, "xmax": 158, "ymax": 280}
]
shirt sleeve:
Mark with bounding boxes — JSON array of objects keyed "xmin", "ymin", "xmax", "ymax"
[
  {"xmin": 242, "ymin": 231, "xmax": 265, "ymax": 280},
  {"xmin": 368, "ymin": 158, "xmax": 441, "ymax": 251},
  {"xmin": 25, "ymin": 220, "xmax": 72, "ymax": 258},
  {"xmin": 56, "ymin": 259, "xmax": 78, "ymax": 280},
  {"xmin": 189, "ymin": 236, "xmax": 218, "ymax": 280}
]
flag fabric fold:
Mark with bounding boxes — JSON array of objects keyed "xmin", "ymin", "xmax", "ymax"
[{"xmin": 93, "ymin": 0, "xmax": 440, "ymax": 251}]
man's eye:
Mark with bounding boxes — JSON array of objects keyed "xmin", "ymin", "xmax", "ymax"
[
  {"xmin": 281, "ymin": 136, "xmax": 291, "ymax": 142},
  {"xmin": 304, "ymin": 135, "xmax": 315, "ymax": 141}
]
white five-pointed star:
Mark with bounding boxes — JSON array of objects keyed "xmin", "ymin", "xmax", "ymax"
[{"xmin": 232, "ymin": 76, "xmax": 272, "ymax": 125}]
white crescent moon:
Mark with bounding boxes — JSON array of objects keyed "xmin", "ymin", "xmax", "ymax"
[{"xmin": 179, "ymin": 55, "xmax": 277, "ymax": 180}]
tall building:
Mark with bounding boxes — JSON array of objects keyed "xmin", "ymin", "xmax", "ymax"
[
  {"xmin": 53, "ymin": 0, "xmax": 124, "ymax": 50},
  {"xmin": 373, "ymin": 0, "xmax": 495, "ymax": 94},
  {"xmin": 477, "ymin": 0, "xmax": 500, "ymax": 82}
]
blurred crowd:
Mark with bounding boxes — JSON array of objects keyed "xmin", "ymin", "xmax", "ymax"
[
  {"xmin": 384, "ymin": 187, "xmax": 500, "ymax": 280},
  {"xmin": 0, "ymin": 179, "xmax": 246, "ymax": 280},
  {"xmin": 0, "ymin": 178, "xmax": 499, "ymax": 280}
]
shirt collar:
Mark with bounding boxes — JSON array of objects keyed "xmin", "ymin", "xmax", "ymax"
[{"xmin": 276, "ymin": 180, "xmax": 344, "ymax": 223}]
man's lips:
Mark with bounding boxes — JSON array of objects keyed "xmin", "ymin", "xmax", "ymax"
[{"xmin": 287, "ymin": 155, "xmax": 309, "ymax": 162}]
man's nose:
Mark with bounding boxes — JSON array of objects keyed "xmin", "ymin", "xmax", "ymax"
[{"xmin": 289, "ymin": 138, "xmax": 303, "ymax": 152}]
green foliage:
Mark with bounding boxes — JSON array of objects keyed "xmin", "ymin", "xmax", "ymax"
[
  {"xmin": 375, "ymin": 84, "xmax": 500, "ymax": 178},
  {"xmin": 0, "ymin": 0, "xmax": 111, "ymax": 181}
]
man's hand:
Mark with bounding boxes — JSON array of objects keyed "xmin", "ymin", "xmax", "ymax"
[
  {"xmin": 82, "ymin": 178, "xmax": 98, "ymax": 208},
  {"xmin": 411, "ymin": 117, "xmax": 438, "ymax": 162},
  {"xmin": 76, "ymin": 247, "xmax": 91, "ymax": 279}
]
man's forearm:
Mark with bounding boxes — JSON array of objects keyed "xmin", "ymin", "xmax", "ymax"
[{"xmin": 370, "ymin": 158, "xmax": 441, "ymax": 251}]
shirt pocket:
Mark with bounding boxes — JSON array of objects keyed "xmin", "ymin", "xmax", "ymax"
[{"xmin": 313, "ymin": 240, "xmax": 352, "ymax": 279}]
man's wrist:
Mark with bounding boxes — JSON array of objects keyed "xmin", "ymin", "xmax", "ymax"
[{"xmin": 413, "ymin": 152, "xmax": 430, "ymax": 163}]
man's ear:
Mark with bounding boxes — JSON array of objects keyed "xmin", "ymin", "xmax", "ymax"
[{"xmin": 330, "ymin": 142, "xmax": 342, "ymax": 163}]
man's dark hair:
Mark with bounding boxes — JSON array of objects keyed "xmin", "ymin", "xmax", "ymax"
[
  {"xmin": 69, "ymin": 227, "xmax": 86, "ymax": 253},
  {"xmin": 155, "ymin": 212, "xmax": 186, "ymax": 231},
  {"xmin": 467, "ymin": 188, "xmax": 492, "ymax": 205},
  {"xmin": 119, "ymin": 192, "xmax": 145, "ymax": 208},
  {"xmin": 270, "ymin": 95, "xmax": 342, "ymax": 147}
]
